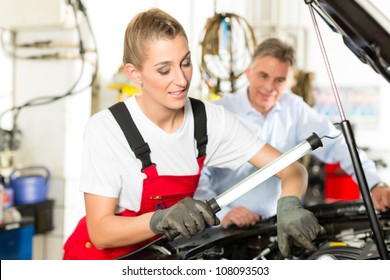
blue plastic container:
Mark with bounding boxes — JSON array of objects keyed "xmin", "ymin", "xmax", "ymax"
[
  {"xmin": 0, "ymin": 219, "xmax": 34, "ymax": 259},
  {"xmin": 9, "ymin": 166, "xmax": 50, "ymax": 205}
]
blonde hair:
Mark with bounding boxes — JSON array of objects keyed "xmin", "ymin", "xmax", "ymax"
[{"xmin": 122, "ymin": 8, "xmax": 188, "ymax": 69}]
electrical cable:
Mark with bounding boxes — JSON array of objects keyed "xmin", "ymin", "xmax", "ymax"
[
  {"xmin": 0, "ymin": 1, "xmax": 99, "ymax": 151},
  {"xmin": 0, "ymin": 4, "xmax": 84, "ymax": 119}
]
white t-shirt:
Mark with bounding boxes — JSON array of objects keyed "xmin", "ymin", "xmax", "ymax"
[{"xmin": 80, "ymin": 96, "xmax": 264, "ymax": 213}]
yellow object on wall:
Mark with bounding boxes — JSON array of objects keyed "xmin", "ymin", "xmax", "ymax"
[{"xmin": 107, "ymin": 84, "xmax": 141, "ymax": 102}]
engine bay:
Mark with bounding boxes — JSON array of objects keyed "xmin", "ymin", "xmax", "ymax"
[{"xmin": 119, "ymin": 201, "xmax": 390, "ymax": 260}]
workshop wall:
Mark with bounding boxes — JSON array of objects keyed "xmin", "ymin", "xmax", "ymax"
[{"xmin": 0, "ymin": 0, "xmax": 389, "ymax": 259}]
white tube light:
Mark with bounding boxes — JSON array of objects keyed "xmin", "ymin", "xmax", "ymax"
[{"xmin": 209, "ymin": 133, "xmax": 323, "ymax": 211}]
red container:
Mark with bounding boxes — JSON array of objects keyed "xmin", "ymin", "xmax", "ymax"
[{"xmin": 324, "ymin": 163, "xmax": 360, "ymax": 202}]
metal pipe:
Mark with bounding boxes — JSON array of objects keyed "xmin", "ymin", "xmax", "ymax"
[
  {"xmin": 341, "ymin": 120, "xmax": 389, "ymax": 259},
  {"xmin": 304, "ymin": 1, "xmax": 389, "ymax": 260},
  {"xmin": 306, "ymin": 3, "xmax": 346, "ymax": 121}
]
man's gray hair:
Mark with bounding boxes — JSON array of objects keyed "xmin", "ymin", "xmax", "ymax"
[{"xmin": 253, "ymin": 38, "xmax": 295, "ymax": 66}]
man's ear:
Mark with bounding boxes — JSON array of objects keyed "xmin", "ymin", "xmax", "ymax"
[
  {"xmin": 245, "ymin": 65, "xmax": 251, "ymax": 79},
  {"xmin": 124, "ymin": 63, "xmax": 142, "ymax": 86}
]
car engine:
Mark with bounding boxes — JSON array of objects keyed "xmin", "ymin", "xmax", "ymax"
[{"xmin": 119, "ymin": 201, "xmax": 390, "ymax": 260}]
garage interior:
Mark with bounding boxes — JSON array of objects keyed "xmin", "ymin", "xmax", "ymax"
[{"xmin": 0, "ymin": 0, "xmax": 389, "ymax": 260}]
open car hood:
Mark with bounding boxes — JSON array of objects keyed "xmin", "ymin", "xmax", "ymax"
[{"xmin": 309, "ymin": 0, "xmax": 390, "ymax": 83}]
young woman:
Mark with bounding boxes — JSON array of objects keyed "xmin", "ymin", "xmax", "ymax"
[{"xmin": 63, "ymin": 8, "xmax": 321, "ymax": 260}]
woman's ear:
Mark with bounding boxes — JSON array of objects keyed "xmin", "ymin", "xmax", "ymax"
[{"xmin": 124, "ymin": 63, "xmax": 142, "ymax": 86}]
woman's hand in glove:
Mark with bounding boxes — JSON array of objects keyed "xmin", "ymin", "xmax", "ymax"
[
  {"xmin": 149, "ymin": 197, "xmax": 220, "ymax": 240},
  {"xmin": 277, "ymin": 196, "xmax": 323, "ymax": 258}
]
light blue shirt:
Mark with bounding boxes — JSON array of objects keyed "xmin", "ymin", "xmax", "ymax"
[{"xmin": 195, "ymin": 89, "xmax": 381, "ymax": 218}]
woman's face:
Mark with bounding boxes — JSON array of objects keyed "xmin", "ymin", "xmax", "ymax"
[{"xmin": 137, "ymin": 35, "xmax": 193, "ymax": 111}]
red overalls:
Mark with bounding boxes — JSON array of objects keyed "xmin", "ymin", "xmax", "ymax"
[{"xmin": 63, "ymin": 98, "xmax": 208, "ymax": 260}]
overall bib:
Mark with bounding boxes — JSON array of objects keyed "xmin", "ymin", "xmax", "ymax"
[{"xmin": 63, "ymin": 98, "xmax": 207, "ymax": 260}]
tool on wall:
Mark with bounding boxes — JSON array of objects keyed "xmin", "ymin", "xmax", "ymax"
[{"xmin": 199, "ymin": 4, "xmax": 256, "ymax": 97}]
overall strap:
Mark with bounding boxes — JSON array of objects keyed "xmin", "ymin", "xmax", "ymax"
[
  {"xmin": 109, "ymin": 102, "xmax": 154, "ymax": 171},
  {"xmin": 108, "ymin": 98, "xmax": 208, "ymax": 170},
  {"xmin": 189, "ymin": 97, "xmax": 208, "ymax": 158}
]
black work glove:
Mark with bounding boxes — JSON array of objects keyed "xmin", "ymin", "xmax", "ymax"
[
  {"xmin": 149, "ymin": 197, "xmax": 220, "ymax": 240},
  {"xmin": 277, "ymin": 196, "xmax": 322, "ymax": 258}
]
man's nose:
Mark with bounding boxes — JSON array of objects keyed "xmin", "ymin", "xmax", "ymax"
[{"xmin": 263, "ymin": 79, "xmax": 275, "ymax": 93}]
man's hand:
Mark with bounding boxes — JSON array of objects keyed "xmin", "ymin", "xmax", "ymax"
[
  {"xmin": 221, "ymin": 206, "xmax": 260, "ymax": 228},
  {"xmin": 371, "ymin": 183, "xmax": 390, "ymax": 212},
  {"xmin": 277, "ymin": 196, "xmax": 322, "ymax": 258},
  {"xmin": 149, "ymin": 197, "xmax": 220, "ymax": 240}
]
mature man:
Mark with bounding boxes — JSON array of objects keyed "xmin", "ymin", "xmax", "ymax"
[{"xmin": 195, "ymin": 38, "xmax": 390, "ymax": 228}]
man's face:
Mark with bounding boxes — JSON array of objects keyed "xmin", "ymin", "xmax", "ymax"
[{"xmin": 245, "ymin": 55, "xmax": 292, "ymax": 116}]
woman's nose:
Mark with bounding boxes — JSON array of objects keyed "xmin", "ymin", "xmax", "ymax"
[{"xmin": 174, "ymin": 68, "xmax": 187, "ymax": 86}]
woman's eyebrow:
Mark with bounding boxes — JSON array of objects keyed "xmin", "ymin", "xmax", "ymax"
[{"xmin": 153, "ymin": 51, "xmax": 191, "ymax": 67}]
